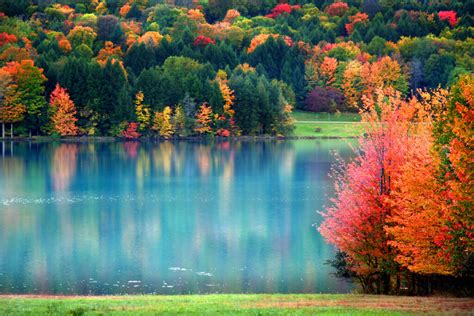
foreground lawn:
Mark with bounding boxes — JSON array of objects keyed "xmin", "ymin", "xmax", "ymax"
[{"xmin": 1, "ymin": 294, "xmax": 473, "ymax": 315}]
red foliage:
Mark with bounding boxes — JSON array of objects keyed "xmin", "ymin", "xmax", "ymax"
[
  {"xmin": 345, "ymin": 12, "xmax": 369, "ymax": 34},
  {"xmin": 266, "ymin": 3, "xmax": 300, "ymax": 19},
  {"xmin": 122, "ymin": 122, "xmax": 141, "ymax": 139},
  {"xmin": 193, "ymin": 35, "xmax": 216, "ymax": 47},
  {"xmin": 217, "ymin": 128, "xmax": 230, "ymax": 137},
  {"xmin": 0, "ymin": 33, "xmax": 17, "ymax": 46},
  {"xmin": 438, "ymin": 10, "xmax": 458, "ymax": 27},
  {"xmin": 325, "ymin": 2, "xmax": 349, "ymax": 17},
  {"xmin": 319, "ymin": 88, "xmax": 434, "ymax": 283}
]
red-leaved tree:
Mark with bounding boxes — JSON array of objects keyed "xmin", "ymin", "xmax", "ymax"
[
  {"xmin": 319, "ymin": 88, "xmax": 434, "ymax": 294},
  {"xmin": 50, "ymin": 84, "xmax": 79, "ymax": 136}
]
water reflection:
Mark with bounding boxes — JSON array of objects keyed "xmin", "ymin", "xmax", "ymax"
[{"xmin": 0, "ymin": 140, "xmax": 353, "ymax": 295}]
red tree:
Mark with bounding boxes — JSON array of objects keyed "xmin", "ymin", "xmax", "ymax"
[
  {"xmin": 193, "ymin": 35, "xmax": 216, "ymax": 47},
  {"xmin": 122, "ymin": 122, "xmax": 141, "ymax": 139},
  {"xmin": 266, "ymin": 3, "xmax": 300, "ymax": 19},
  {"xmin": 319, "ymin": 88, "xmax": 434, "ymax": 293},
  {"xmin": 438, "ymin": 11, "xmax": 458, "ymax": 27},
  {"xmin": 50, "ymin": 84, "xmax": 79, "ymax": 136},
  {"xmin": 325, "ymin": 2, "xmax": 349, "ymax": 17}
]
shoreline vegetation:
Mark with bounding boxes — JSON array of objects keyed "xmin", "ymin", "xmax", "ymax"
[
  {"xmin": 1, "ymin": 294, "xmax": 473, "ymax": 315},
  {"xmin": 0, "ymin": 111, "xmax": 363, "ymax": 140}
]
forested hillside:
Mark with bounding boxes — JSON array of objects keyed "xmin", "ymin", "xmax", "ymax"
[{"xmin": 0, "ymin": 0, "xmax": 472, "ymax": 137}]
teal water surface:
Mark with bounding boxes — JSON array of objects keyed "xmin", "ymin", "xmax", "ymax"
[{"xmin": 0, "ymin": 140, "xmax": 353, "ymax": 295}]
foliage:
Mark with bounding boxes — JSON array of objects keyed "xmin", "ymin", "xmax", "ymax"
[
  {"xmin": 0, "ymin": 0, "xmax": 470, "ymax": 138},
  {"xmin": 122, "ymin": 122, "xmax": 141, "ymax": 139},
  {"xmin": 319, "ymin": 88, "xmax": 437, "ymax": 294},
  {"xmin": 49, "ymin": 84, "xmax": 79, "ymax": 136},
  {"xmin": 304, "ymin": 87, "xmax": 345, "ymax": 113},
  {"xmin": 194, "ymin": 103, "xmax": 214, "ymax": 135}
]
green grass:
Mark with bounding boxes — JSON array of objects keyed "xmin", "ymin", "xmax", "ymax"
[
  {"xmin": 1, "ymin": 294, "xmax": 472, "ymax": 315},
  {"xmin": 290, "ymin": 110, "xmax": 363, "ymax": 138},
  {"xmin": 293, "ymin": 122, "xmax": 364, "ymax": 137},
  {"xmin": 291, "ymin": 111, "xmax": 361, "ymax": 122}
]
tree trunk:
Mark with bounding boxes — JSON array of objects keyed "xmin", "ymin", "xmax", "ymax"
[
  {"xmin": 10, "ymin": 123, "xmax": 13, "ymax": 138},
  {"xmin": 2, "ymin": 122, "xmax": 4, "ymax": 138}
]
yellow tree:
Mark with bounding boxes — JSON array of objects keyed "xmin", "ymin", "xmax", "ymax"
[{"xmin": 134, "ymin": 91, "xmax": 151, "ymax": 132}]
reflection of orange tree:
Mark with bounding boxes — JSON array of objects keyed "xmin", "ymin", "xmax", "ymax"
[{"xmin": 52, "ymin": 144, "xmax": 79, "ymax": 191}]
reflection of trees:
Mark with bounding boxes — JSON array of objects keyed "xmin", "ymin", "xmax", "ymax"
[
  {"xmin": 123, "ymin": 141, "xmax": 140, "ymax": 159},
  {"xmin": 0, "ymin": 140, "xmax": 353, "ymax": 295},
  {"xmin": 51, "ymin": 143, "xmax": 79, "ymax": 191}
]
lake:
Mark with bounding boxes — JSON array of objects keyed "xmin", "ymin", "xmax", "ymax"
[{"xmin": 0, "ymin": 140, "xmax": 353, "ymax": 295}]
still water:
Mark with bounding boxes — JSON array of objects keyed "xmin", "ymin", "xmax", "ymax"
[{"xmin": 0, "ymin": 140, "xmax": 353, "ymax": 295}]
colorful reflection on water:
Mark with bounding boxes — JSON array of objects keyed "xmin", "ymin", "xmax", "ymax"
[{"xmin": 0, "ymin": 140, "xmax": 353, "ymax": 295}]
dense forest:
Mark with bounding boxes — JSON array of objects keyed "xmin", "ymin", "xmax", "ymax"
[{"xmin": 0, "ymin": 0, "xmax": 472, "ymax": 137}]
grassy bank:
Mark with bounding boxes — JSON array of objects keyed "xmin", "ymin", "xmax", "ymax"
[
  {"xmin": 1, "ymin": 294, "xmax": 473, "ymax": 315},
  {"xmin": 291, "ymin": 111, "xmax": 363, "ymax": 138}
]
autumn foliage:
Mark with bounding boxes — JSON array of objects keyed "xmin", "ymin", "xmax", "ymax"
[
  {"xmin": 122, "ymin": 122, "xmax": 141, "ymax": 139},
  {"xmin": 325, "ymin": 2, "xmax": 349, "ymax": 17},
  {"xmin": 345, "ymin": 12, "xmax": 369, "ymax": 34},
  {"xmin": 438, "ymin": 11, "xmax": 458, "ymax": 27},
  {"xmin": 266, "ymin": 3, "xmax": 301, "ymax": 19},
  {"xmin": 193, "ymin": 35, "xmax": 216, "ymax": 47},
  {"xmin": 319, "ymin": 88, "xmax": 446, "ymax": 293},
  {"xmin": 49, "ymin": 84, "xmax": 79, "ymax": 136}
]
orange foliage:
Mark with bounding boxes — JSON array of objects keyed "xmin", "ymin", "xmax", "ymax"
[
  {"xmin": 361, "ymin": 56, "xmax": 404, "ymax": 96},
  {"xmin": 319, "ymin": 88, "xmax": 434, "ymax": 284},
  {"xmin": 49, "ymin": 84, "xmax": 79, "ymax": 136},
  {"xmin": 0, "ymin": 69, "xmax": 26, "ymax": 124},
  {"xmin": 97, "ymin": 41, "xmax": 123, "ymax": 64},
  {"xmin": 345, "ymin": 12, "xmax": 369, "ymax": 34},
  {"xmin": 119, "ymin": 3, "xmax": 132, "ymax": 17},
  {"xmin": 137, "ymin": 31, "xmax": 163, "ymax": 47},
  {"xmin": 247, "ymin": 33, "xmax": 293, "ymax": 53},
  {"xmin": 194, "ymin": 103, "xmax": 214, "ymax": 135},
  {"xmin": 187, "ymin": 9, "xmax": 206, "ymax": 23},
  {"xmin": 223, "ymin": 9, "xmax": 240, "ymax": 23}
]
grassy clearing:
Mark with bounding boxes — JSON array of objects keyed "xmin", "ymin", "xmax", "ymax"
[
  {"xmin": 1, "ymin": 294, "xmax": 473, "ymax": 315},
  {"xmin": 291, "ymin": 110, "xmax": 363, "ymax": 137},
  {"xmin": 291, "ymin": 111, "xmax": 361, "ymax": 122},
  {"xmin": 293, "ymin": 122, "xmax": 364, "ymax": 138}
]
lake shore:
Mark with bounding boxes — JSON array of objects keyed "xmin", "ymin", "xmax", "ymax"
[
  {"xmin": 1, "ymin": 294, "xmax": 473, "ymax": 315},
  {"xmin": 0, "ymin": 134, "xmax": 359, "ymax": 142}
]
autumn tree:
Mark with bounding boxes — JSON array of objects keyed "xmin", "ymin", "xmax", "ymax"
[
  {"xmin": 432, "ymin": 75, "xmax": 474, "ymax": 275},
  {"xmin": 49, "ymin": 84, "xmax": 79, "ymax": 136},
  {"xmin": 215, "ymin": 70, "xmax": 239, "ymax": 136},
  {"xmin": 134, "ymin": 91, "xmax": 151, "ymax": 132},
  {"xmin": 0, "ymin": 68, "xmax": 26, "ymax": 137},
  {"xmin": 3, "ymin": 60, "xmax": 47, "ymax": 136},
  {"xmin": 152, "ymin": 106, "xmax": 174, "ymax": 138},
  {"xmin": 122, "ymin": 122, "xmax": 141, "ymax": 139},
  {"xmin": 194, "ymin": 103, "xmax": 214, "ymax": 135},
  {"xmin": 319, "ymin": 88, "xmax": 434, "ymax": 294}
]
